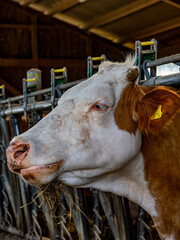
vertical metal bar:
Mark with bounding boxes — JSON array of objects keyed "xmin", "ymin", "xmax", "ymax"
[
  {"xmin": 93, "ymin": 190, "xmax": 102, "ymax": 240},
  {"xmin": 77, "ymin": 188, "xmax": 90, "ymax": 240},
  {"xmin": 51, "ymin": 69, "xmax": 56, "ymax": 109},
  {"xmin": 23, "ymin": 78, "xmax": 28, "ymax": 121},
  {"xmin": 0, "ymin": 111, "xmax": 21, "ymax": 229},
  {"xmin": 119, "ymin": 197, "xmax": 133, "ymax": 240},
  {"xmin": 87, "ymin": 56, "xmax": 93, "ymax": 78},
  {"xmin": 99, "ymin": 192, "xmax": 120, "ymax": 240},
  {"xmin": 135, "ymin": 40, "xmax": 142, "ymax": 83},
  {"xmin": 150, "ymin": 38, "xmax": 157, "ymax": 78},
  {"xmin": 137, "ymin": 207, "xmax": 146, "ymax": 240}
]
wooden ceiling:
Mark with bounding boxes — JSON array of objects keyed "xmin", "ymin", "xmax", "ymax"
[{"xmin": 9, "ymin": 0, "xmax": 180, "ymax": 55}]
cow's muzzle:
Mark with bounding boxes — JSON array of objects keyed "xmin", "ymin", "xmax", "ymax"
[
  {"xmin": 6, "ymin": 139, "xmax": 64, "ymax": 185},
  {"xmin": 6, "ymin": 140, "xmax": 30, "ymax": 173}
]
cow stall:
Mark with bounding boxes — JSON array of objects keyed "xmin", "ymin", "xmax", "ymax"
[{"xmin": 0, "ymin": 40, "xmax": 180, "ymax": 240}]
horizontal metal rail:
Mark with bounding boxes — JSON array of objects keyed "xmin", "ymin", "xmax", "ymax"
[
  {"xmin": 1, "ymin": 100, "xmax": 57, "ymax": 116},
  {"xmin": 0, "ymin": 78, "xmax": 87, "ymax": 105},
  {"xmin": 146, "ymin": 53, "xmax": 180, "ymax": 68},
  {"xmin": 140, "ymin": 72, "xmax": 180, "ymax": 87}
]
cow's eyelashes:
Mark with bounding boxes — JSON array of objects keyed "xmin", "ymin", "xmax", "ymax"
[{"xmin": 90, "ymin": 103, "xmax": 108, "ymax": 111}]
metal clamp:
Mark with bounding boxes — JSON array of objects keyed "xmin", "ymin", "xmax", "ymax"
[
  {"xmin": 0, "ymin": 85, "xmax": 5, "ymax": 101},
  {"xmin": 23, "ymin": 76, "xmax": 38, "ymax": 121},
  {"xmin": 135, "ymin": 39, "xmax": 157, "ymax": 82},
  {"xmin": 51, "ymin": 67, "xmax": 67, "ymax": 109},
  {"xmin": 87, "ymin": 54, "xmax": 106, "ymax": 78}
]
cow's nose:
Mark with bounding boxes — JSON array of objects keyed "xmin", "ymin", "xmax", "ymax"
[
  {"xmin": 6, "ymin": 140, "xmax": 30, "ymax": 171},
  {"xmin": 13, "ymin": 143, "xmax": 29, "ymax": 159}
]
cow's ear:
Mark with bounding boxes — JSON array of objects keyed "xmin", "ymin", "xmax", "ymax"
[{"xmin": 136, "ymin": 88, "xmax": 180, "ymax": 134}]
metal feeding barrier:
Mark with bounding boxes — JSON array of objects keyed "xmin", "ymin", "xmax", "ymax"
[{"xmin": 0, "ymin": 47, "xmax": 180, "ymax": 240}]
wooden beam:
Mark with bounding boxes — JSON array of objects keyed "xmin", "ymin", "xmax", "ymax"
[
  {"xmin": 80, "ymin": 0, "xmax": 160, "ymax": 29},
  {"xmin": 122, "ymin": 42, "xmax": 135, "ymax": 50},
  {"xmin": 54, "ymin": 13, "xmax": 85, "ymax": 28},
  {"xmin": 0, "ymin": 77, "xmax": 21, "ymax": 96},
  {"xmin": 89, "ymin": 28, "xmax": 121, "ymax": 43},
  {"xmin": 162, "ymin": 0, "xmax": 180, "ymax": 8},
  {"xmin": 19, "ymin": 0, "xmax": 37, "ymax": 6},
  {"xmin": 0, "ymin": 24, "xmax": 32, "ymax": 29},
  {"xmin": 119, "ymin": 16, "xmax": 180, "ymax": 44},
  {"xmin": 0, "ymin": 23, "xmax": 56, "ymax": 30},
  {"xmin": 0, "ymin": 58, "xmax": 86, "ymax": 67},
  {"xmin": 44, "ymin": 0, "xmax": 87, "ymax": 16}
]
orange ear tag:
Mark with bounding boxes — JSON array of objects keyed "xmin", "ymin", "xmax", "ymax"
[{"xmin": 151, "ymin": 105, "xmax": 162, "ymax": 120}]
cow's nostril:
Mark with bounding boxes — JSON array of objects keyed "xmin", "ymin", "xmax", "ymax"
[
  {"xmin": 13, "ymin": 144, "xmax": 30, "ymax": 159},
  {"xmin": 14, "ymin": 150, "xmax": 26, "ymax": 159}
]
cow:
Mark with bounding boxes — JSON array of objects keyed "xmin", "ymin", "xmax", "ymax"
[{"xmin": 6, "ymin": 56, "xmax": 180, "ymax": 240}]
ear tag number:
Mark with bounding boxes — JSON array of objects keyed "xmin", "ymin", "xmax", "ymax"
[{"xmin": 151, "ymin": 105, "xmax": 162, "ymax": 120}]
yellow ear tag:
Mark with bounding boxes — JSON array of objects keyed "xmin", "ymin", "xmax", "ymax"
[{"xmin": 151, "ymin": 105, "xmax": 162, "ymax": 120}]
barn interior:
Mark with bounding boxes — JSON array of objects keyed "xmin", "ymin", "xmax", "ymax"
[
  {"xmin": 0, "ymin": 0, "xmax": 180, "ymax": 240},
  {"xmin": 0, "ymin": 0, "xmax": 180, "ymax": 97}
]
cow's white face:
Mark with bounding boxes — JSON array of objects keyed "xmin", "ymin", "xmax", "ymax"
[{"xmin": 6, "ymin": 58, "xmax": 142, "ymax": 186}]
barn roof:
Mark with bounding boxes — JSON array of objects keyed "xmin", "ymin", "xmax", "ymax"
[{"xmin": 9, "ymin": 0, "xmax": 180, "ymax": 54}]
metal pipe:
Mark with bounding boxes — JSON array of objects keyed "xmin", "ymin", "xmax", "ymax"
[
  {"xmin": 146, "ymin": 54, "xmax": 180, "ymax": 68},
  {"xmin": 1, "ymin": 100, "xmax": 57, "ymax": 116},
  {"xmin": 140, "ymin": 72, "xmax": 180, "ymax": 87},
  {"xmin": 59, "ymin": 78, "xmax": 87, "ymax": 90},
  {"xmin": 0, "ymin": 78, "xmax": 87, "ymax": 105}
]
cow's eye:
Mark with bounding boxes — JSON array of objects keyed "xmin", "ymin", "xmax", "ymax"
[{"xmin": 90, "ymin": 103, "xmax": 108, "ymax": 111}]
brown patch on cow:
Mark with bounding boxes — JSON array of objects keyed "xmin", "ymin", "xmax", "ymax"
[
  {"xmin": 115, "ymin": 84, "xmax": 180, "ymax": 237},
  {"xmin": 136, "ymin": 88, "xmax": 180, "ymax": 134},
  {"xmin": 23, "ymin": 172, "xmax": 36, "ymax": 181},
  {"xmin": 80, "ymin": 127, "xmax": 90, "ymax": 145},
  {"xmin": 142, "ymin": 113, "xmax": 180, "ymax": 238},
  {"xmin": 114, "ymin": 83, "xmax": 143, "ymax": 133}
]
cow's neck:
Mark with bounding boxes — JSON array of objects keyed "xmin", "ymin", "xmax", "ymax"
[
  {"xmin": 88, "ymin": 152, "xmax": 158, "ymax": 218},
  {"xmin": 141, "ymin": 115, "xmax": 180, "ymax": 240}
]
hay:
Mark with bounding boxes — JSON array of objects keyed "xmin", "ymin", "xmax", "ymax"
[
  {"xmin": 21, "ymin": 180, "xmax": 89, "ymax": 226},
  {"xmin": 40, "ymin": 181, "xmax": 65, "ymax": 218}
]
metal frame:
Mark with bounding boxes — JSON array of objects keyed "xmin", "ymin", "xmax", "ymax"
[{"xmin": 1, "ymin": 51, "xmax": 179, "ymax": 239}]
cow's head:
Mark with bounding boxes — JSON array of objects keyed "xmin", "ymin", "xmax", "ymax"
[{"xmin": 6, "ymin": 57, "xmax": 180, "ymax": 187}]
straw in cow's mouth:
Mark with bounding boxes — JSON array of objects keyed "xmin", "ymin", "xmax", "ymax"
[
  {"xmin": 40, "ymin": 181, "xmax": 65, "ymax": 218},
  {"xmin": 41, "ymin": 181, "xmax": 89, "ymax": 222},
  {"xmin": 21, "ymin": 180, "xmax": 89, "ymax": 224}
]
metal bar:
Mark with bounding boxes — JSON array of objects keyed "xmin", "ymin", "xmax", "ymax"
[
  {"xmin": 0, "ymin": 115, "xmax": 22, "ymax": 231},
  {"xmin": 99, "ymin": 191, "xmax": 120, "ymax": 240},
  {"xmin": 140, "ymin": 72, "xmax": 180, "ymax": 87},
  {"xmin": 93, "ymin": 190, "xmax": 103, "ymax": 240},
  {"xmin": 1, "ymin": 100, "xmax": 54, "ymax": 116},
  {"xmin": 76, "ymin": 188, "xmax": 90, "ymax": 240},
  {"xmin": 111, "ymin": 195, "xmax": 126, "ymax": 240},
  {"xmin": 137, "ymin": 207, "xmax": 147, "ymax": 240},
  {"xmin": 10, "ymin": 116, "xmax": 33, "ymax": 234},
  {"xmin": 92, "ymin": 57, "xmax": 104, "ymax": 61},
  {"xmin": 0, "ymin": 78, "xmax": 87, "ymax": 105},
  {"xmin": 141, "ymin": 41, "xmax": 154, "ymax": 46},
  {"xmin": 146, "ymin": 53, "xmax": 180, "ymax": 68},
  {"xmin": 54, "ymin": 68, "xmax": 65, "ymax": 73},
  {"xmin": 118, "ymin": 197, "xmax": 131, "ymax": 240}
]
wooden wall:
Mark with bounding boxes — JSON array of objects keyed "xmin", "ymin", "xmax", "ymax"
[{"xmin": 0, "ymin": 0, "xmax": 129, "ymax": 97}]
